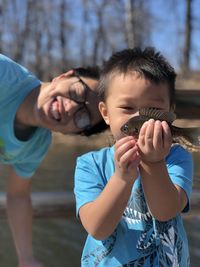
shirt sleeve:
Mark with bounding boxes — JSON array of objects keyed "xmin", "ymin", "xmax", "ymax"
[
  {"xmin": 74, "ymin": 151, "xmax": 105, "ymax": 217},
  {"xmin": 13, "ymin": 130, "xmax": 52, "ymax": 179},
  {"xmin": 13, "ymin": 147, "xmax": 49, "ymax": 178},
  {"xmin": 166, "ymin": 145, "xmax": 194, "ymax": 212}
]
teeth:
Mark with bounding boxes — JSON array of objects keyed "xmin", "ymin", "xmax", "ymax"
[{"xmin": 51, "ymin": 101, "xmax": 61, "ymax": 120}]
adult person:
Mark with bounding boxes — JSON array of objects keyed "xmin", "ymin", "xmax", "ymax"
[{"xmin": 0, "ymin": 54, "xmax": 107, "ymax": 267}]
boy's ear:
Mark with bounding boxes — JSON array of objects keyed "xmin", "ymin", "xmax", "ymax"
[{"xmin": 99, "ymin": 101, "xmax": 110, "ymax": 125}]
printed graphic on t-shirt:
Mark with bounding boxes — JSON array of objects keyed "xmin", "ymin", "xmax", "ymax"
[{"xmin": 82, "ymin": 183, "xmax": 189, "ymax": 266}]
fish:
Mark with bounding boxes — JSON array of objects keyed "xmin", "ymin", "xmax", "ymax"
[{"xmin": 120, "ymin": 107, "xmax": 200, "ymax": 152}]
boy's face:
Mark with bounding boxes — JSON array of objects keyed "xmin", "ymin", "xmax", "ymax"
[
  {"xmin": 99, "ymin": 72, "xmax": 171, "ymax": 140},
  {"xmin": 36, "ymin": 77, "xmax": 102, "ymax": 134}
]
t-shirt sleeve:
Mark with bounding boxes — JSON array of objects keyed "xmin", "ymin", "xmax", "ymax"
[
  {"xmin": 74, "ymin": 152, "xmax": 105, "ymax": 217},
  {"xmin": 13, "ymin": 152, "xmax": 48, "ymax": 178},
  {"xmin": 167, "ymin": 145, "xmax": 194, "ymax": 213}
]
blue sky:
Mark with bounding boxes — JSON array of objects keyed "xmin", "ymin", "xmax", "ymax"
[
  {"xmin": 71, "ymin": 0, "xmax": 200, "ymax": 71},
  {"xmin": 150, "ymin": 0, "xmax": 200, "ymax": 71},
  {"xmin": 29, "ymin": 0, "xmax": 200, "ymax": 71}
]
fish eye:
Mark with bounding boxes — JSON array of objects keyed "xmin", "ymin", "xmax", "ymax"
[{"xmin": 122, "ymin": 124, "xmax": 129, "ymax": 133}]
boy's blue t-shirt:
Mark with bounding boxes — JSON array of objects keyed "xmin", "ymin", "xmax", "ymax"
[
  {"xmin": 74, "ymin": 145, "xmax": 193, "ymax": 267},
  {"xmin": 0, "ymin": 54, "xmax": 52, "ymax": 178}
]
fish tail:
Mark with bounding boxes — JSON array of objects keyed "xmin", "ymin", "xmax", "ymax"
[{"xmin": 172, "ymin": 126, "xmax": 200, "ymax": 152}]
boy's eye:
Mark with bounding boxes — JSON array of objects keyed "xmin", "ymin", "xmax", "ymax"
[{"xmin": 120, "ymin": 106, "xmax": 135, "ymax": 111}]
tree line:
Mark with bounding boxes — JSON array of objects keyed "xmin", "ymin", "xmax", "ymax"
[{"xmin": 0, "ymin": 0, "xmax": 198, "ymax": 80}]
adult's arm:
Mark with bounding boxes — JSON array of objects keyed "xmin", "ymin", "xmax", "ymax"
[{"xmin": 6, "ymin": 169, "xmax": 43, "ymax": 267}]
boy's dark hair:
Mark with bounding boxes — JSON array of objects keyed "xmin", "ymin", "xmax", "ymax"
[
  {"xmin": 72, "ymin": 66, "xmax": 109, "ymax": 136},
  {"xmin": 98, "ymin": 47, "xmax": 176, "ymax": 107}
]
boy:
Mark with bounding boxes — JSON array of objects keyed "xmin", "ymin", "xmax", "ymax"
[
  {"xmin": 74, "ymin": 47, "xmax": 193, "ymax": 266},
  {"xmin": 0, "ymin": 54, "xmax": 107, "ymax": 267}
]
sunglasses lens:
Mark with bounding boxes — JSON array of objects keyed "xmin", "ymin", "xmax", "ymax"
[{"xmin": 74, "ymin": 109, "xmax": 90, "ymax": 129}]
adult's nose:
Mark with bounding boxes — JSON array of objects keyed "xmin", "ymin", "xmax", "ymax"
[{"xmin": 62, "ymin": 98, "xmax": 82, "ymax": 116}]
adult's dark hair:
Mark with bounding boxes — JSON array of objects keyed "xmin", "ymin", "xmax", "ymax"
[
  {"xmin": 73, "ymin": 66, "xmax": 100, "ymax": 80},
  {"xmin": 98, "ymin": 47, "xmax": 176, "ymax": 107},
  {"xmin": 73, "ymin": 66, "xmax": 109, "ymax": 136},
  {"xmin": 81, "ymin": 119, "xmax": 109, "ymax": 136}
]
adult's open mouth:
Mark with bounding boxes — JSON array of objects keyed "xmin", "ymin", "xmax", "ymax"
[{"xmin": 50, "ymin": 99, "xmax": 61, "ymax": 121}]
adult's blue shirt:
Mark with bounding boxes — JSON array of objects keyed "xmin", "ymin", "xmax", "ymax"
[{"xmin": 0, "ymin": 54, "xmax": 52, "ymax": 178}]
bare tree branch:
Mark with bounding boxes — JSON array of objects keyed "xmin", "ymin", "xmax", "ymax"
[{"xmin": 182, "ymin": 0, "xmax": 192, "ymax": 74}]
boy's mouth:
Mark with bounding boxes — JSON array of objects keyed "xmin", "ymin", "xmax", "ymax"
[{"xmin": 50, "ymin": 99, "xmax": 61, "ymax": 121}]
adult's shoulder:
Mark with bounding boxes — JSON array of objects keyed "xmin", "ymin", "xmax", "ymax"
[
  {"xmin": 0, "ymin": 54, "xmax": 13, "ymax": 62},
  {"xmin": 0, "ymin": 54, "xmax": 10, "ymax": 61},
  {"xmin": 0, "ymin": 54, "xmax": 14, "ymax": 74},
  {"xmin": 0, "ymin": 54, "xmax": 40, "ymax": 104},
  {"xmin": 0, "ymin": 54, "xmax": 20, "ymax": 69},
  {"xmin": 0, "ymin": 53, "xmax": 38, "ymax": 79}
]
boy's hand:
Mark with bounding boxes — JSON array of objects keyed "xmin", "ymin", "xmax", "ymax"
[
  {"xmin": 137, "ymin": 119, "xmax": 172, "ymax": 163},
  {"xmin": 114, "ymin": 136, "xmax": 140, "ymax": 181}
]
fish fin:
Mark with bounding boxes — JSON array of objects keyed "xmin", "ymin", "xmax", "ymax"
[
  {"xmin": 173, "ymin": 127, "xmax": 200, "ymax": 152},
  {"xmin": 139, "ymin": 108, "xmax": 176, "ymax": 123}
]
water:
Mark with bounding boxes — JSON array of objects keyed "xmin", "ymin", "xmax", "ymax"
[{"xmin": 0, "ymin": 132, "xmax": 199, "ymax": 267}]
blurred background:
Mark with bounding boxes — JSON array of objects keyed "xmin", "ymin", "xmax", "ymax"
[
  {"xmin": 0, "ymin": 0, "xmax": 200, "ymax": 77},
  {"xmin": 0, "ymin": 0, "xmax": 200, "ymax": 266}
]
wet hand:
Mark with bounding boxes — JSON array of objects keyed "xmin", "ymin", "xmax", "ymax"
[
  {"xmin": 114, "ymin": 136, "xmax": 140, "ymax": 181},
  {"xmin": 137, "ymin": 119, "xmax": 172, "ymax": 163}
]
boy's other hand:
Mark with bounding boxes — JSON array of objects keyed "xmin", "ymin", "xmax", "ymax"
[
  {"xmin": 138, "ymin": 119, "xmax": 172, "ymax": 163},
  {"xmin": 114, "ymin": 136, "xmax": 140, "ymax": 181}
]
